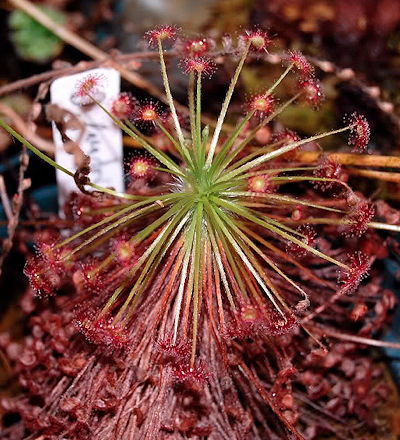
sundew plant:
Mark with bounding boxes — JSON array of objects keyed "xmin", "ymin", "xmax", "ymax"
[{"xmin": 1, "ymin": 26, "xmax": 400, "ymax": 439}]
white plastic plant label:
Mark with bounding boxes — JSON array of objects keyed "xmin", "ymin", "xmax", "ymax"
[{"xmin": 50, "ymin": 68, "xmax": 124, "ymax": 213}]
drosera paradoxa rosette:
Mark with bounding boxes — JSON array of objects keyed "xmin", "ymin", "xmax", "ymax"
[{"xmin": 1, "ymin": 26, "xmax": 400, "ymax": 439}]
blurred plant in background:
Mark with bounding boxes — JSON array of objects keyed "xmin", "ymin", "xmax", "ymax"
[{"xmin": 8, "ymin": 6, "xmax": 66, "ymax": 63}]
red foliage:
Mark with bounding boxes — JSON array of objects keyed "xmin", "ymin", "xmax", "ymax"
[
  {"xmin": 286, "ymin": 225, "xmax": 317, "ymax": 257},
  {"xmin": 72, "ymin": 73, "xmax": 105, "ymax": 106},
  {"xmin": 172, "ymin": 362, "xmax": 209, "ymax": 385},
  {"xmin": 262, "ymin": 308, "xmax": 298, "ymax": 336},
  {"xmin": 127, "ymin": 154, "xmax": 156, "ymax": 180},
  {"xmin": 272, "ymin": 129, "xmax": 300, "ymax": 160},
  {"xmin": 156, "ymin": 337, "xmax": 190, "ymax": 365},
  {"xmin": 313, "ymin": 156, "xmax": 342, "ymax": 191},
  {"xmin": 350, "ymin": 302, "xmax": 368, "ymax": 321},
  {"xmin": 240, "ymin": 28, "xmax": 271, "ymax": 51},
  {"xmin": 226, "ymin": 304, "xmax": 265, "ymax": 339},
  {"xmin": 110, "ymin": 92, "xmax": 136, "ymax": 120},
  {"xmin": 298, "ymin": 78, "xmax": 324, "ymax": 108},
  {"xmin": 67, "ymin": 193, "xmax": 117, "ymax": 226},
  {"xmin": 339, "ymin": 252, "xmax": 372, "ymax": 294},
  {"xmin": 24, "ymin": 256, "xmax": 60, "ymax": 296},
  {"xmin": 145, "ymin": 25, "xmax": 180, "ymax": 47},
  {"xmin": 348, "ymin": 113, "xmax": 370, "ymax": 152},
  {"xmin": 181, "ymin": 38, "xmax": 214, "ymax": 57},
  {"xmin": 72, "ymin": 259, "xmax": 107, "ymax": 294},
  {"xmin": 227, "ymin": 304, "xmax": 297, "ymax": 339},
  {"xmin": 246, "ymin": 93, "xmax": 275, "ymax": 118},
  {"xmin": 247, "ymin": 174, "xmax": 274, "ymax": 193},
  {"xmin": 180, "ymin": 57, "xmax": 217, "ymax": 77},
  {"xmin": 132, "ymin": 100, "xmax": 165, "ymax": 126},
  {"xmin": 343, "ymin": 199, "xmax": 375, "ymax": 237},
  {"xmin": 111, "ymin": 237, "xmax": 136, "ymax": 267},
  {"xmin": 285, "ymin": 50, "xmax": 315, "ymax": 78},
  {"xmin": 75, "ymin": 313, "xmax": 130, "ymax": 349}
]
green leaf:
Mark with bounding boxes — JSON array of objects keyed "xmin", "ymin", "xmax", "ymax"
[{"xmin": 9, "ymin": 7, "xmax": 66, "ymax": 63}]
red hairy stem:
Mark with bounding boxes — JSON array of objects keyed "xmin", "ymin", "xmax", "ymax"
[{"xmin": 237, "ymin": 359, "xmax": 305, "ymax": 440}]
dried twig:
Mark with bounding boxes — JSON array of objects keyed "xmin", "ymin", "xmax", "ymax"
[
  {"xmin": 0, "ymin": 176, "xmax": 12, "ymax": 221},
  {"xmin": 310, "ymin": 57, "xmax": 400, "ymax": 127},
  {"xmin": 0, "ymin": 149, "xmax": 30, "ymax": 277},
  {"xmin": 346, "ymin": 167, "xmax": 400, "ymax": 183},
  {"xmin": 0, "ymin": 103, "xmax": 55, "ymax": 153},
  {"xmin": 6, "ymin": 0, "xmax": 224, "ymax": 129},
  {"xmin": 0, "ymin": 52, "xmax": 163, "ymax": 97},
  {"xmin": 296, "ymin": 151, "xmax": 400, "ymax": 168},
  {"xmin": 308, "ymin": 324, "xmax": 400, "ymax": 350},
  {"xmin": 8, "ymin": 0, "xmax": 166, "ymax": 101},
  {"xmin": 45, "ymin": 104, "xmax": 86, "ymax": 166},
  {"xmin": 0, "ymin": 75, "xmax": 48, "ymax": 275}
]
